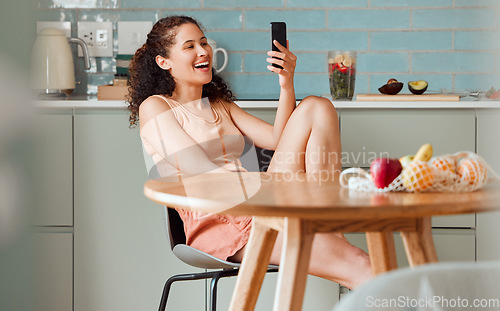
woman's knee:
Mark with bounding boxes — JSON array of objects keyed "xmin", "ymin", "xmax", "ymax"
[{"xmin": 297, "ymin": 96, "xmax": 338, "ymax": 121}]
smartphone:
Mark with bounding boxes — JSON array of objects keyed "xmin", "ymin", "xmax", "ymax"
[{"xmin": 270, "ymin": 22, "xmax": 287, "ymax": 69}]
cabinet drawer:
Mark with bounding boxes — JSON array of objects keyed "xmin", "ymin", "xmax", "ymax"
[
  {"xmin": 346, "ymin": 229, "xmax": 475, "ymax": 268},
  {"xmin": 340, "ymin": 109, "xmax": 475, "ymax": 167},
  {"xmin": 432, "ymin": 214, "xmax": 475, "ymax": 228},
  {"xmin": 33, "ymin": 113, "xmax": 73, "ymax": 226}
]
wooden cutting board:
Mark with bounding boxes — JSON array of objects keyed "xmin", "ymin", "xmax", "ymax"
[{"xmin": 356, "ymin": 94, "xmax": 460, "ymax": 101}]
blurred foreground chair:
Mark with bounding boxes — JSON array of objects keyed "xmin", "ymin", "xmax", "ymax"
[
  {"xmin": 155, "ymin": 147, "xmax": 278, "ymax": 311},
  {"xmin": 333, "ymin": 261, "xmax": 500, "ymax": 311}
]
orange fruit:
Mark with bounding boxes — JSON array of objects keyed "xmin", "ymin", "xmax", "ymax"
[
  {"xmin": 458, "ymin": 157, "xmax": 487, "ymax": 185},
  {"xmin": 432, "ymin": 157, "xmax": 456, "ymax": 173},
  {"xmin": 402, "ymin": 161, "xmax": 434, "ymax": 191}
]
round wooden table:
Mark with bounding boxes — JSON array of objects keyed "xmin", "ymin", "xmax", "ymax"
[{"xmin": 144, "ymin": 172, "xmax": 500, "ymax": 311}]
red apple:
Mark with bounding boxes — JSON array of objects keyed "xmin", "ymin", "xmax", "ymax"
[{"xmin": 370, "ymin": 158, "xmax": 403, "ymax": 189}]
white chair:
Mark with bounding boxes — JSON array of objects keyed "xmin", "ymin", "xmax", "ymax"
[{"xmin": 333, "ymin": 261, "xmax": 500, "ymax": 311}]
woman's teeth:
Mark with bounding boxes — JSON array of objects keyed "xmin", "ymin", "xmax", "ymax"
[{"xmin": 194, "ymin": 61, "xmax": 209, "ymax": 68}]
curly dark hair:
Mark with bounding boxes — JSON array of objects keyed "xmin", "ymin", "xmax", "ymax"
[{"xmin": 127, "ymin": 15, "xmax": 234, "ymax": 127}]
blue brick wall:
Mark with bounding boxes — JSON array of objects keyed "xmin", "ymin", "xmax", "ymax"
[{"xmin": 36, "ymin": 1, "xmax": 500, "ymax": 99}]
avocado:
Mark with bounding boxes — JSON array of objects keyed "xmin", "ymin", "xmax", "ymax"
[
  {"xmin": 378, "ymin": 82, "xmax": 403, "ymax": 95},
  {"xmin": 408, "ymin": 80, "xmax": 428, "ymax": 95}
]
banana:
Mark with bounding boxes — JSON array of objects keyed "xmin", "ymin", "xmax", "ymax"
[{"xmin": 413, "ymin": 143, "xmax": 433, "ymax": 162}]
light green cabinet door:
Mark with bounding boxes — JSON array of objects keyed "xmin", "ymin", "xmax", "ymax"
[
  {"xmin": 340, "ymin": 109, "xmax": 476, "ymax": 167},
  {"xmin": 73, "ymin": 111, "xmax": 205, "ymax": 311},
  {"xmin": 34, "ymin": 232, "xmax": 73, "ymax": 311},
  {"xmin": 346, "ymin": 229, "xmax": 476, "ymax": 268},
  {"xmin": 476, "ymin": 109, "xmax": 500, "ymax": 261},
  {"xmin": 33, "ymin": 112, "xmax": 73, "ymax": 226},
  {"xmin": 32, "ymin": 111, "xmax": 74, "ymax": 311}
]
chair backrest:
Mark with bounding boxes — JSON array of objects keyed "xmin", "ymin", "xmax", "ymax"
[
  {"xmin": 162, "ymin": 206, "xmax": 186, "ymax": 250},
  {"xmin": 333, "ymin": 261, "xmax": 500, "ymax": 311},
  {"xmin": 234, "ymin": 140, "xmax": 274, "ymax": 173},
  {"xmin": 255, "ymin": 147, "xmax": 274, "ymax": 172}
]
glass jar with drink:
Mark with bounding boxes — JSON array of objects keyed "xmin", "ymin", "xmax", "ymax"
[{"xmin": 328, "ymin": 51, "xmax": 357, "ymax": 101}]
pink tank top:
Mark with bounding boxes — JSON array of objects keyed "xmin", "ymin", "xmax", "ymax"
[
  {"xmin": 141, "ymin": 95, "xmax": 252, "ymax": 261},
  {"xmin": 142, "ymin": 95, "xmax": 247, "ymax": 175}
]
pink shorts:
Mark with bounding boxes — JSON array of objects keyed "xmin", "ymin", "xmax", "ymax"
[{"xmin": 177, "ymin": 209, "xmax": 252, "ymax": 261}]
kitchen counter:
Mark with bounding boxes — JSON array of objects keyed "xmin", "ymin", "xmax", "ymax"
[{"xmin": 35, "ymin": 95, "xmax": 500, "ymax": 109}]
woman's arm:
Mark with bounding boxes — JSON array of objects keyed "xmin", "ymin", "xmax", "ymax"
[
  {"xmin": 227, "ymin": 40, "xmax": 297, "ymax": 150},
  {"xmin": 267, "ymin": 39, "xmax": 297, "ymax": 147},
  {"xmin": 140, "ymin": 97, "xmax": 229, "ymax": 174}
]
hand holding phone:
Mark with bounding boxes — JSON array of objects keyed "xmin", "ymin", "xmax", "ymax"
[
  {"xmin": 268, "ymin": 21, "xmax": 296, "ymax": 89},
  {"xmin": 270, "ymin": 22, "xmax": 287, "ymax": 69}
]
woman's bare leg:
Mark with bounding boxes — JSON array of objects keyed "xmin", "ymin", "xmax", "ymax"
[
  {"xmin": 231, "ymin": 96, "xmax": 372, "ymax": 289},
  {"xmin": 266, "ymin": 231, "xmax": 372, "ymax": 289},
  {"xmin": 267, "ymin": 95, "xmax": 342, "ymax": 175}
]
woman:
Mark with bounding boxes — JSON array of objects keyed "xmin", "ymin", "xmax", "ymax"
[{"xmin": 128, "ymin": 16, "xmax": 372, "ymax": 289}]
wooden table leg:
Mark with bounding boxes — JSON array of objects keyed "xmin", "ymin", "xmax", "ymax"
[
  {"xmin": 273, "ymin": 218, "xmax": 314, "ymax": 311},
  {"xmin": 229, "ymin": 217, "xmax": 278, "ymax": 311},
  {"xmin": 400, "ymin": 217, "xmax": 438, "ymax": 267},
  {"xmin": 365, "ymin": 231, "xmax": 398, "ymax": 275}
]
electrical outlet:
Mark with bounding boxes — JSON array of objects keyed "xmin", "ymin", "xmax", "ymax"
[
  {"xmin": 37, "ymin": 21, "xmax": 71, "ymax": 37},
  {"xmin": 118, "ymin": 21, "xmax": 153, "ymax": 55},
  {"xmin": 77, "ymin": 21, "xmax": 113, "ymax": 57}
]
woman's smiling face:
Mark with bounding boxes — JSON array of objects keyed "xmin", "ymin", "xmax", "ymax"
[{"xmin": 156, "ymin": 23, "xmax": 213, "ymax": 87}]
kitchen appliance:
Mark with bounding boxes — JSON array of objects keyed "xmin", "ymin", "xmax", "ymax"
[{"xmin": 31, "ymin": 28, "xmax": 91, "ymax": 97}]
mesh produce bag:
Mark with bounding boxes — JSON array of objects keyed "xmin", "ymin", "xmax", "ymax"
[{"xmin": 340, "ymin": 151, "xmax": 500, "ymax": 193}]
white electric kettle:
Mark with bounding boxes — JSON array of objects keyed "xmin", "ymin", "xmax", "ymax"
[{"xmin": 31, "ymin": 28, "xmax": 91, "ymax": 97}]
